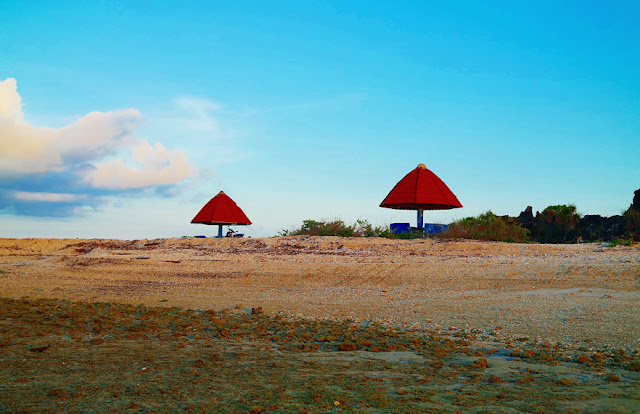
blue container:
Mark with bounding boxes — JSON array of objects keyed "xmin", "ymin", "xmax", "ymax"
[
  {"xmin": 424, "ymin": 223, "xmax": 448, "ymax": 234},
  {"xmin": 390, "ymin": 223, "xmax": 411, "ymax": 234}
]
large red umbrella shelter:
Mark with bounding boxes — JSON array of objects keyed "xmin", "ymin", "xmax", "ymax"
[
  {"xmin": 380, "ymin": 163, "xmax": 462, "ymax": 229},
  {"xmin": 191, "ymin": 191, "xmax": 252, "ymax": 238}
]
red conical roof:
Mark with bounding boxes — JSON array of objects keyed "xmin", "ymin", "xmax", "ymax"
[
  {"xmin": 380, "ymin": 164, "xmax": 462, "ymax": 210},
  {"xmin": 191, "ymin": 191, "xmax": 252, "ymax": 225}
]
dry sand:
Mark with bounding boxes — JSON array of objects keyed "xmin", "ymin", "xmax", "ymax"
[{"xmin": 1, "ymin": 236, "xmax": 639, "ymax": 350}]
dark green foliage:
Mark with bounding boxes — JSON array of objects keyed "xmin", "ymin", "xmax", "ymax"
[
  {"xmin": 541, "ymin": 205, "xmax": 582, "ymax": 224},
  {"xmin": 444, "ymin": 211, "xmax": 530, "ymax": 243},
  {"xmin": 535, "ymin": 204, "xmax": 582, "ymax": 243}
]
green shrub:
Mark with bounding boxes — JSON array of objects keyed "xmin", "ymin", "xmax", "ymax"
[
  {"xmin": 444, "ymin": 211, "xmax": 530, "ymax": 243},
  {"xmin": 279, "ymin": 219, "xmax": 390, "ymax": 237},
  {"xmin": 609, "ymin": 238, "xmax": 632, "ymax": 247},
  {"xmin": 540, "ymin": 204, "xmax": 582, "ymax": 227},
  {"xmin": 355, "ymin": 219, "xmax": 378, "ymax": 237}
]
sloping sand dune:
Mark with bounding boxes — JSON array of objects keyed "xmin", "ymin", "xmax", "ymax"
[{"xmin": 1, "ymin": 236, "xmax": 638, "ymax": 349}]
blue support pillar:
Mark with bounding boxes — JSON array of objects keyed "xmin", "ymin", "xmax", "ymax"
[
  {"xmin": 417, "ymin": 209, "xmax": 424, "ymax": 229},
  {"xmin": 217, "ymin": 225, "xmax": 223, "ymax": 238}
]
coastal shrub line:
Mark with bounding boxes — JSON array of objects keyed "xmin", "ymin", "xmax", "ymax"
[
  {"xmin": 444, "ymin": 211, "xmax": 530, "ymax": 243},
  {"xmin": 278, "ymin": 189, "xmax": 639, "ymax": 243}
]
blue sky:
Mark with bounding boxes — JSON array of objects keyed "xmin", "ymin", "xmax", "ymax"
[{"xmin": 1, "ymin": 1, "xmax": 639, "ymax": 238}]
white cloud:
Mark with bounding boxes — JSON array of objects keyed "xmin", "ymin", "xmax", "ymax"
[
  {"xmin": 12, "ymin": 191, "xmax": 85, "ymax": 202},
  {"xmin": 0, "ymin": 78, "xmax": 23, "ymax": 122},
  {"xmin": 85, "ymin": 141, "xmax": 197, "ymax": 190},
  {"xmin": 0, "ymin": 77, "xmax": 198, "ymax": 191},
  {"xmin": 0, "ymin": 78, "xmax": 142, "ymax": 176}
]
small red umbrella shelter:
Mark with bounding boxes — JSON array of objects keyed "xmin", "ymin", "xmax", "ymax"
[
  {"xmin": 380, "ymin": 163, "xmax": 462, "ymax": 229},
  {"xmin": 191, "ymin": 191, "xmax": 252, "ymax": 238}
]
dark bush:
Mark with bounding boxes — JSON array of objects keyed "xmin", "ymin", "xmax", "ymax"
[
  {"xmin": 444, "ymin": 211, "xmax": 530, "ymax": 243},
  {"xmin": 536, "ymin": 204, "xmax": 582, "ymax": 243}
]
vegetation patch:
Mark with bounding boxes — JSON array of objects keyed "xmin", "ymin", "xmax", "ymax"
[
  {"xmin": 280, "ymin": 219, "xmax": 392, "ymax": 238},
  {"xmin": 444, "ymin": 211, "xmax": 530, "ymax": 243},
  {"xmin": 1, "ymin": 297, "xmax": 638, "ymax": 412}
]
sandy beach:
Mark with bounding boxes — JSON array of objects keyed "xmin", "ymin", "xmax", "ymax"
[
  {"xmin": 1, "ymin": 236, "xmax": 638, "ymax": 350},
  {"xmin": 2, "ymin": 236, "xmax": 640, "ymax": 412}
]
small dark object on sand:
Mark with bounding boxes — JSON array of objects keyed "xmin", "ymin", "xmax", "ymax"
[{"xmin": 29, "ymin": 345, "xmax": 50, "ymax": 353}]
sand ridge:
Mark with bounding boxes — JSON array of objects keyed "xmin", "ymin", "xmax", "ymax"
[{"xmin": 1, "ymin": 236, "xmax": 638, "ymax": 349}]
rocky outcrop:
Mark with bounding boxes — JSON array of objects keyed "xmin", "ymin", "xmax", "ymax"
[
  {"xmin": 576, "ymin": 215, "xmax": 627, "ymax": 241},
  {"xmin": 513, "ymin": 188, "xmax": 639, "ymax": 242},
  {"xmin": 631, "ymin": 189, "xmax": 640, "ymax": 212},
  {"xmin": 517, "ymin": 206, "xmax": 535, "ymax": 227},
  {"xmin": 624, "ymin": 189, "xmax": 640, "ymax": 238}
]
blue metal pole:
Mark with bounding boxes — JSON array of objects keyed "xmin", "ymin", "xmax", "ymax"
[
  {"xmin": 218, "ymin": 225, "xmax": 223, "ymax": 238},
  {"xmin": 417, "ymin": 209, "xmax": 424, "ymax": 229}
]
